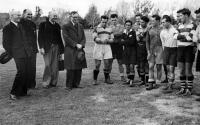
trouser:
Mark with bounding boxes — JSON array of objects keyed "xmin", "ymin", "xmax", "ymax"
[
  {"xmin": 27, "ymin": 53, "xmax": 37, "ymax": 89},
  {"xmin": 66, "ymin": 69, "xmax": 82, "ymax": 88},
  {"xmin": 42, "ymin": 45, "xmax": 59, "ymax": 86},
  {"xmin": 11, "ymin": 57, "xmax": 30, "ymax": 96}
]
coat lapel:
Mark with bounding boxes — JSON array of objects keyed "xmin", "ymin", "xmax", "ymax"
[
  {"xmin": 77, "ymin": 23, "xmax": 82, "ymax": 40},
  {"xmin": 69, "ymin": 21, "xmax": 78, "ymax": 33}
]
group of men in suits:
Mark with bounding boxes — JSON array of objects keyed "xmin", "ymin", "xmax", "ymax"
[{"xmin": 3, "ymin": 10, "xmax": 86, "ymax": 100}]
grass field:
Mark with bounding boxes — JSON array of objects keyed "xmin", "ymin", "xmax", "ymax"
[{"xmin": 0, "ymin": 30, "xmax": 200, "ymax": 125}]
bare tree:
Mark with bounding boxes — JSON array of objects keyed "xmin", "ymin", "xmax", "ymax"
[
  {"xmin": 54, "ymin": 8, "xmax": 70, "ymax": 26},
  {"xmin": 84, "ymin": 4, "xmax": 100, "ymax": 28},
  {"xmin": 116, "ymin": 0, "xmax": 130, "ymax": 23},
  {"xmin": 104, "ymin": 7, "xmax": 113, "ymax": 17},
  {"xmin": 132, "ymin": 0, "xmax": 154, "ymax": 16}
]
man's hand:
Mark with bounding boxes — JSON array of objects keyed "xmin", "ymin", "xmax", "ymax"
[
  {"xmin": 95, "ymin": 38, "xmax": 102, "ymax": 44},
  {"xmin": 40, "ymin": 48, "xmax": 45, "ymax": 55},
  {"xmin": 147, "ymin": 51, "xmax": 151, "ymax": 60},
  {"xmin": 76, "ymin": 44, "xmax": 82, "ymax": 49},
  {"xmin": 106, "ymin": 39, "xmax": 114, "ymax": 44},
  {"xmin": 193, "ymin": 46, "xmax": 197, "ymax": 54}
]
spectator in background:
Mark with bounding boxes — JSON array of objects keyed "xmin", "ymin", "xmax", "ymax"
[
  {"xmin": 38, "ymin": 11, "xmax": 64, "ymax": 88},
  {"xmin": 109, "ymin": 14, "xmax": 125, "ymax": 82},
  {"xmin": 146, "ymin": 15, "xmax": 163, "ymax": 90},
  {"xmin": 92, "ymin": 15, "xmax": 114, "ymax": 85},
  {"xmin": 174, "ymin": 8, "xmax": 197, "ymax": 96},
  {"xmin": 62, "ymin": 11, "xmax": 87, "ymax": 90},
  {"xmin": 20, "ymin": 9, "xmax": 37, "ymax": 89}
]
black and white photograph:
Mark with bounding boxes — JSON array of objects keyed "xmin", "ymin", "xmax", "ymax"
[{"xmin": 0, "ymin": 0, "xmax": 200, "ymax": 124}]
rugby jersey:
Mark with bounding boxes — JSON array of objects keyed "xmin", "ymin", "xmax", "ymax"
[
  {"xmin": 174, "ymin": 21, "xmax": 197, "ymax": 46},
  {"xmin": 195, "ymin": 25, "xmax": 200, "ymax": 50},
  {"xmin": 93, "ymin": 24, "xmax": 114, "ymax": 44}
]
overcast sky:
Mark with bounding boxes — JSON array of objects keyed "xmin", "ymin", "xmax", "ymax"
[{"xmin": 0, "ymin": 0, "xmax": 199, "ymax": 17}]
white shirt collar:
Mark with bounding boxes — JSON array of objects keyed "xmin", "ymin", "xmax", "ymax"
[
  {"xmin": 123, "ymin": 28, "xmax": 133, "ymax": 34},
  {"xmin": 11, "ymin": 21, "xmax": 18, "ymax": 27},
  {"xmin": 71, "ymin": 20, "xmax": 77, "ymax": 26},
  {"xmin": 49, "ymin": 19, "xmax": 55, "ymax": 24}
]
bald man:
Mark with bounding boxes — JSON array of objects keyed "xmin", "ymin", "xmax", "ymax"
[
  {"xmin": 20, "ymin": 9, "xmax": 37, "ymax": 89},
  {"xmin": 3, "ymin": 10, "xmax": 33, "ymax": 100},
  {"xmin": 38, "ymin": 11, "xmax": 64, "ymax": 88}
]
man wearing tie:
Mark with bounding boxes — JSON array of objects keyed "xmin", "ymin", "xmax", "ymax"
[
  {"xmin": 62, "ymin": 11, "xmax": 87, "ymax": 90},
  {"xmin": 3, "ymin": 10, "xmax": 33, "ymax": 100}
]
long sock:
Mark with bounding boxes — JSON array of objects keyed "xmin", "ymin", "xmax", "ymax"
[
  {"xmin": 104, "ymin": 69, "xmax": 109, "ymax": 80},
  {"xmin": 128, "ymin": 75, "xmax": 135, "ymax": 80},
  {"xmin": 187, "ymin": 76, "xmax": 194, "ymax": 91},
  {"xmin": 163, "ymin": 65, "xmax": 168, "ymax": 80},
  {"xmin": 140, "ymin": 72, "xmax": 145, "ymax": 82},
  {"xmin": 180, "ymin": 76, "xmax": 186, "ymax": 90},
  {"xmin": 145, "ymin": 74, "xmax": 149, "ymax": 83},
  {"xmin": 93, "ymin": 70, "xmax": 99, "ymax": 80}
]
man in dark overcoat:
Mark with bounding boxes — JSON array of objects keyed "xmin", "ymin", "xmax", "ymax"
[
  {"xmin": 62, "ymin": 11, "xmax": 87, "ymax": 90},
  {"xmin": 20, "ymin": 9, "xmax": 38, "ymax": 89},
  {"xmin": 3, "ymin": 10, "xmax": 33, "ymax": 100}
]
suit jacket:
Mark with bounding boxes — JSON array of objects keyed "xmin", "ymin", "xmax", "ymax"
[
  {"xmin": 3, "ymin": 22, "xmax": 33, "ymax": 58},
  {"xmin": 62, "ymin": 21, "xmax": 87, "ymax": 69},
  {"xmin": 38, "ymin": 20, "xmax": 64, "ymax": 54},
  {"xmin": 121, "ymin": 29, "xmax": 137, "ymax": 64},
  {"xmin": 20, "ymin": 19, "xmax": 38, "ymax": 53}
]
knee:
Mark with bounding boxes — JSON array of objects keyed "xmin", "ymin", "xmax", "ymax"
[
  {"xmin": 95, "ymin": 64, "xmax": 100, "ymax": 70},
  {"xmin": 149, "ymin": 64, "xmax": 154, "ymax": 70}
]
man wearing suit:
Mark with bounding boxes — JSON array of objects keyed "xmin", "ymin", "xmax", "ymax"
[
  {"xmin": 3, "ymin": 10, "xmax": 33, "ymax": 100},
  {"xmin": 62, "ymin": 11, "xmax": 87, "ymax": 90},
  {"xmin": 38, "ymin": 11, "xmax": 64, "ymax": 88},
  {"xmin": 21, "ymin": 9, "xmax": 38, "ymax": 89}
]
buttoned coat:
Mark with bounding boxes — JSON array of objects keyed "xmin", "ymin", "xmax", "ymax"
[
  {"xmin": 62, "ymin": 22, "xmax": 87, "ymax": 69},
  {"xmin": 3, "ymin": 22, "xmax": 33, "ymax": 59}
]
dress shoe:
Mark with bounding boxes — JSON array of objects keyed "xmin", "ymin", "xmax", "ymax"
[
  {"xmin": 182, "ymin": 89, "xmax": 192, "ymax": 96},
  {"xmin": 120, "ymin": 76, "xmax": 126, "ymax": 82},
  {"xmin": 146, "ymin": 83, "xmax": 154, "ymax": 90},
  {"xmin": 50, "ymin": 84, "xmax": 57, "ymax": 87},
  {"xmin": 10, "ymin": 94, "xmax": 18, "ymax": 100},
  {"xmin": 93, "ymin": 80, "xmax": 98, "ymax": 85},
  {"xmin": 65, "ymin": 87, "xmax": 72, "ymax": 91},
  {"xmin": 129, "ymin": 80, "xmax": 135, "ymax": 87},
  {"xmin": 105, "ymin": 78, "xmax": 113, "ymax": 84},
  {"xmin": 138, "ymin": 81, "xmax": 145, "ymax": 86},
  {"xmin": 176, "ymin": 88, "xmax": 185, "ymax": 95},
  {"xmin": 196, "ymin": 98, "xmax": 200, "ymax": 101},
  {"xmin": 161, "ymin": 79, "xmax": 168, "ymax": 83}
]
